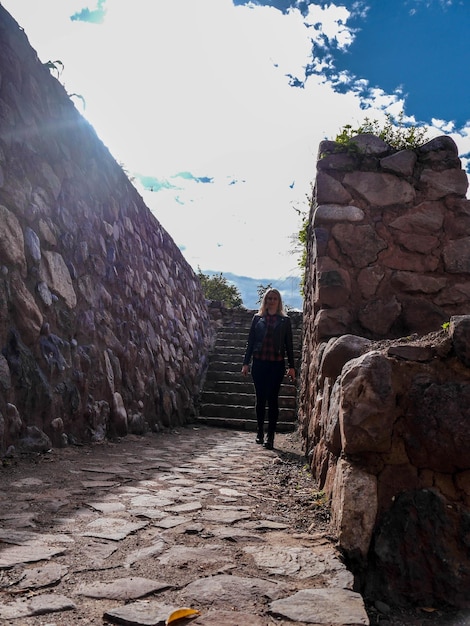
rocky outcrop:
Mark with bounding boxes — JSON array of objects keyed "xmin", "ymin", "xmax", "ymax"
[
  {"xmin": 306, "ymin": 320, "xmax": 470, "ymax": 609},
  {"xmin": 0, "ymin": 7, "xmax": 214, "ymax": 453},
  {"xmin": 299, "ymin": 133, "xmax": 470, "ymax": 608}
]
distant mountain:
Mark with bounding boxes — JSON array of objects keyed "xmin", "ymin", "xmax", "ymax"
[{"xmin": 202, "ymin": 270, "xmax": 303, "ymax": 311}]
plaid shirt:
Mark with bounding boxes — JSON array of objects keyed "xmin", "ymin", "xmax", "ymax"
[{"xmin": 256, "ymin": 314, "xmax": 284, "ymax": 362}]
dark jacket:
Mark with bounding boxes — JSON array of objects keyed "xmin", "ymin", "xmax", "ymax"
[{"xmin": 243, "ymin": 314, "xmax": 295, "ymax": 369}]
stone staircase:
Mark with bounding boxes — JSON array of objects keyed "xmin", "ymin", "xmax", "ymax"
[{"xmin": 196, "ymin": 307, "xmax": 303, "ymax": 432}]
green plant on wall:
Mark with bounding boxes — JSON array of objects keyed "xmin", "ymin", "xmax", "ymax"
[
  {"xmin": 44, "ymin": 59, "xmax": 86, "ymax": 110},
  {"xmin": 289, "ymin": 193, "xmax": 311, "ymax": 297},
  {"xmin": 296, "ymin": 208, "xmax": 309, "ymax": 295},
  {"xmin": 44, "ymin": 59, "xmax": 64, "ymax": 78},
  {"xmin": 334, "ymin": 111, "xmax": 429, "ymax": 152}
]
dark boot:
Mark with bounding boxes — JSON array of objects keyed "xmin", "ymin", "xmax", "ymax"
[
  {"xmin": 255, "ymin": 413, "xmax": 265, "ymax": 444},
  {"xmin": 264, "ymin": 433, "xmax": 274, "ymax": 450}
]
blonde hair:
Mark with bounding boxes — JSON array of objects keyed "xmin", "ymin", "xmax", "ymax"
[{"xmin": 258, "ymin": 288, "xmax": 287, "ymax": 316}]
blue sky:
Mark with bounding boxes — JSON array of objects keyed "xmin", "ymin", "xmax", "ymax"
[
  {"xmin": 329, "ymin": 0, "xmax": 469, "ymax": 129},
  {"xmin": 3, "ymin": 0, "xmax": 470, "ymax": 300}
]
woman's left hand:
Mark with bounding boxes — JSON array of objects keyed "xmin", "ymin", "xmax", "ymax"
[{"xmin": 287, "ymin": 367, "xmax": 295, "ymax": 381}]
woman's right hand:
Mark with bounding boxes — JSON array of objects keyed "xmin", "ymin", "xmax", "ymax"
[{"xmin": 241, "ymin": 364, "xmax": 249, "ymax": 377}]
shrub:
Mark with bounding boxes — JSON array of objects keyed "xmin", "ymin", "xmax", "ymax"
[
  {"xmin": 197, "ymin": 268, "xmax": 243, "ymax": 308},
  {"xmin": 335, "ymin": 111, "xmax": 429, "ymax": 151}
]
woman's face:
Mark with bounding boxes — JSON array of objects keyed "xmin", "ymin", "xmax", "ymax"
[{"xmin": 266, "ymin": 292, "xmax": 279, "ymax": 312}]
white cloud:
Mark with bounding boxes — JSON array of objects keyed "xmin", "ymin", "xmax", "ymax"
[
  {"xmin": 305, "ymin": 3, "xmax": 356, "ymax": 50},
  {"xmin": 4, "ymin": 0, "xmax": 469, "ymax": 278},
  {"xmin": 0, "ymin": 1, "xmax": 376, "ymax": 276}
]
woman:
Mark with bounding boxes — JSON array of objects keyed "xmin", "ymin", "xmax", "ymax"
[{"xmin": 241, "ymin": 288, "xmax": 295, "ymax": 449}]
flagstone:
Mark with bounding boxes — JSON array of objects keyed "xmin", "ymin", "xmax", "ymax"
[
  {"xmin": 244, "ymin": 544, "xmax": 352, "ymax": 581},
  {"xmin": 17, "ymin": 563, "xmax": 68, "ymax": 589},
  {"xmin": 128, "ymin": 508, "xmax": 167, "ymax": 520},
  {"xmin": 210, "ymin": 526, "xmax": 265, "ymax": 542},
  {"xmin": 192, "ymin": 482, "xmax": 219, "ymax": 490},
  {"xmin": 218, "ymin": 487, "xmax": 245, "ymax": 496},
  {"xmin": 154, "ymin": 515, "xmax": 192, "ymax": 529},
  {"xmin": 0, "ymin": 513, "xmax": 37, "ymax": 528},
  {"xmin": 135, "ymin": 480, "xmax": 164, "ymax": 489},
  {"xmin": 181, "ymin": 574, "xmax": 289, "ymax": 605},
  {"xmin": 124, "ymin": 540, "xmax": 167, "ymax": 568},
  {"xmin": 77, "ymin": 576, "xmax": 171, "ymax": 599},
  {"xmin": 0, "ymin": 528, "xmax": 45, "ymax": 544},
  {"xmin": 81, "ymin": 517, "xmax": 148, "ymax": 540},
  {"xmin": 0, "ymin": 594, "xmax": 75, "ymax": 619},
  {"xmin": 183, "ymin": 523, "xmax": 205, "ymax": 534},
  {"xmin": 199, "ymin": 509, "xmax": 251, "ymax": 523},
  {"xmin": 269, "ymin": 588, "xmax": 369, "ymax": 624},
  {"xmin": 207, "ymin": 504, "xmax": 251, "ymax": 510},
  {"xmin": 159, "ymin": 477, "xmax": 196, "ymax": 486},
  {"xmin": 0, "ymin": 544, "xmax": 66, "ymax": 568},
  {"xmin": 88, "ymin": 500, "xmax": 126, "ymax": 513},
  {"xmin": 81, "ymin": 480, "xmax": 120, "ymax": 488},
  {"xmin": 75, "ymin": 540, "xmax": 117, "ymax": 568},
  {"xmin": 104, "ymin": 600, "xmax": 176, "ymax": 626},
  {"xmin": 196, "ymin": 611, "xmax": 271, "ymax": 625},
  {"xmin": 164, "ymin": 501, "xmax": 202, "ymax": 513},
  {"xmin": 130, "ymin": 494, "xmax": 175, "ymax": 507},
  {"xmin": 157, "ymin": 545, "xmax": 225, "ymax": 566}
]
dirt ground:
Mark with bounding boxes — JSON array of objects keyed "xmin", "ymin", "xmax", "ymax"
[
  {"xmin": 0, "ymin": 429, "xmax": 331, "ymax": 624},
  {"xmin": 0, "ymin": 427, "xmax": 468, "ymax": 625}
]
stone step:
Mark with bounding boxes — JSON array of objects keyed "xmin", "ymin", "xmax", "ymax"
[
  {"xmin": 206, "ymin": 370, "xmax": 300, "ymax": 384},
  {"xmin": 204, "ymin": 370, "xmax": 297, "ymax": 388},
  {"xmin": 211, "ymin": 346, "xmax": 248, "ymax": 357},
  {"xmin": 207, "ymin": 360, "xmax": 249, "ymax": 372},
  {"xmin": 216, "ymin": 330, "xmax": 251, "ymax": 341},
  {"xmin": 215, "ymin": 330, "xmax": 303, "ymax": 344},
  {"xmin": 202, "ymin": 379, "xmax": 297, "ymax": 395},
  {"xmin": 215, "ymin": 336, "xmax": 303, "ymax": 349},
  {"xmin": 200, "ymin": 391, "xmax": 296, "ymax": 409},
  {"xmin": 205, "ymin": 370, "xmax": 248, "ymax": 382},
  {"xmin": 214, "ymin": 346, "xmax": 247, "ymax": 355},
  {"xmin": 208, "ymin": 360, "xmax": 301, "ymax": 373},
  {"xmin": 210, "ymin": 361, "xmax": 303, "ymax": 373},
  {"xmin": 203, "ymin": 374, "xmax": 250, "ymax": 387},
  {"xmin": 215, "ymin": 320, "xmax": 253, "ymax": 331},
  {"xmin": 198, "ymin": 403, "xmax": 297, "ymax": 421},
  {"xmin": 194, "ymin": 416, "xmax": 296, "ymax": 433},
  {"xmin": 201, "ymin": 310, "xmax": 302, "ymax": 434}
]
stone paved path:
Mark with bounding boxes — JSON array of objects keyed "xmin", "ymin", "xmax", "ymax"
[{"xmin": 0, "ymin": 427, "xmax": 369, "ymax": 625}]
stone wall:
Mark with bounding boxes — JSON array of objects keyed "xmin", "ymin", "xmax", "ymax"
[
  {"xmin": 299, "ymin": 133, "xmax": 470, "ymax": 608},
  {"xmin": 0, "ymin": 6, "xmax": 214, "ymax": 453},
  {"xmin": 309, "ymin": 133, "xmax": 469, "ymax": 341}
]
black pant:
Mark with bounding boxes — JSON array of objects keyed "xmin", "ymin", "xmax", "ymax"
[{"xmin": 251, "ymin": 359, "xmax": 285, "ymax": 438}]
